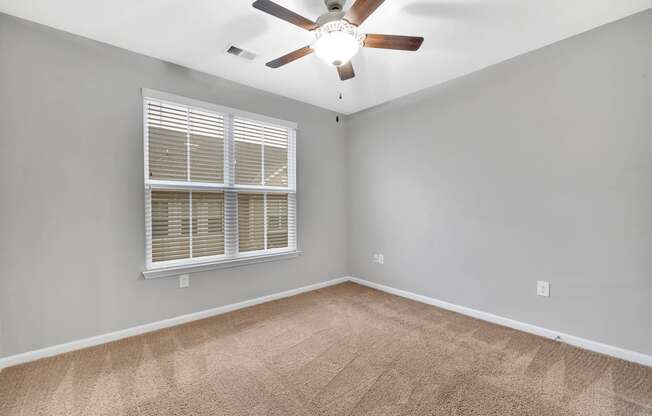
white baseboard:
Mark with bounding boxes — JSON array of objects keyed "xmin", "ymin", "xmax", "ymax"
[
  {"xmin": 0, "ymin": 277, "xmax": 349, "ymax": 369},
  {"xmin": 2, "ymin": 276, "xmax": 649, "ymax": 369},
  {"xmin": 349, "ymin": 277, "xmax": 652, "ymax": 367}
]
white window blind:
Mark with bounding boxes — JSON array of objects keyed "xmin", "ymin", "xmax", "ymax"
[{"xmin": 143, "ymin": 91, "xmax": 297, "ymax": 272}]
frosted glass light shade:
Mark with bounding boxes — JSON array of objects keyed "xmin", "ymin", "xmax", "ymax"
[
  {"xmin": 314, "ymin": 31, "xmax": 360, "ymax": 67},
  {"xmin": 313, "ymin": 20, "xmax": 362, "ymax": 67}
]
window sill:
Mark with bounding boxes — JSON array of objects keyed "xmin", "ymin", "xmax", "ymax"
[{"xmin": 142, "ymin": 251, "xmax": 302, "ymax": 279}]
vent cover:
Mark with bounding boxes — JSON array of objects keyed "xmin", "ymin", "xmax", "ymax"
[{"xmin": 226, "ymin": 45, "xmax": 257, "ymax": 61}]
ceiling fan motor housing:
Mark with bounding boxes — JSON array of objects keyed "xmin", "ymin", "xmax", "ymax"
[
  {"xmin": 319, "ymin": 0, "xmax": 349, "ymax": 25},
  {"xmin": 316, "ymin": 11, "xmax": 346, "ymax": 26}
]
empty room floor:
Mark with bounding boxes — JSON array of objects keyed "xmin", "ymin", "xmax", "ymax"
[{"xmin": 0, "ymin": 282, "xmax": 650, "ymax": 416}]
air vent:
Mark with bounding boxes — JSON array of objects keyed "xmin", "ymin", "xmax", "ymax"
[{"xmin": 226, "ymin": 45, "xmax": 257, "ymax": 61}]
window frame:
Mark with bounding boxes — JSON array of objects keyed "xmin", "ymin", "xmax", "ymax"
[{"xmin": 142, "ymin": 89, "xmax": 299, "ymax": 279}]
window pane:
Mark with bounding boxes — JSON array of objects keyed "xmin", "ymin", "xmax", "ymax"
[
  {"xmin": 238, "ymin": 193, "xmax": 264, "ymax": 252},
  {"xmin": 192, "ymin": 192, "xmax": 225, "ymax": 258},
  {"xmin": 151, "ymin": 190, "xmax": 190, "ymax": 262},
  {"xmin": 267, "ymin": 194, "xmax": 288, "ymax": 249},
  {"xmin": 264, "ymin": 144, "xmax": 288, "ymax": 187},
  {"xmin": 263, "ymin": 124, "xmax": 289, "ymax": 186},
  {"xmin": 234, "ymin": 118, "xmax": 289, "ymax": 186},
  {"xmin": 190, "ymin": 109, "xmax": 224, "ymax": 183},
  {"xmin": 235, "ymin": 140, "xmax": 262, "ymax": 185},
  {"xmin": 147, "ymin": 102, "xmax": 188, "ymax": 181}
]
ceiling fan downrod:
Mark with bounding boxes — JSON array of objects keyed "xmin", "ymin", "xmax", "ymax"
[{"xmin": 324, "ymin": 0, "xmax": 346, "ymax": 12}]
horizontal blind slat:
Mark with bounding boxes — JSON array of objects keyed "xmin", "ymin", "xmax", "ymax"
[
  {"xmin": 267, "ymin": 193, "xmax": 289, "ymax": 249},
  {"xmin": 151, "ymin": 190, "xmax": 190, "ymax": 262},
  {"xmin": 238, "ymin": 193, "xmax": 265, "ymax": 252},
  {"xmin": 191, "ymin": 192, "xmax": 225, "ymax": 258}
]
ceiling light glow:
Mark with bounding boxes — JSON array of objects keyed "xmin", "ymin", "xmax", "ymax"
[{"xmin": 313, "ymin": 20, "xmax": 363, "ymax": 67}]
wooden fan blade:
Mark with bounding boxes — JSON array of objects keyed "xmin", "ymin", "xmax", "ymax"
[
  {"xmin": 253, "ymin": 0, "xmax": 319, "ymax": 31},
  {"xmin": 363, "ymin": 34, "xmax": 424, "ymax": 51},
  {"xmin": 337, "ymin": 62, "xmax": 355, "ymax": 81},
  {"xmin": 266, "ymin": 46, "xmax": 314, "ymax": 68},
  {"xmin": 344, "ymin": 0, "xmax": 386, "ymax": 26}
]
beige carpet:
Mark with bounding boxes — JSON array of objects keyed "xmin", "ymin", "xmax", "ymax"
[{"xmin": 0, "ymin": 282, "xmax": 650, "ymax": 416}]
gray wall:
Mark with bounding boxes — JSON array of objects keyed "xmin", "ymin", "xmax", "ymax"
[
  {"xmin": 2, "ymin": 9, "xmax": 651, "ymax": 359},
  {"xmin": 0, "ymin": 14, "xmax": 349, "ymax": 357},
  {"xmin": 347, "ymin": 9, "xmax": 652, "ymax": 355}
]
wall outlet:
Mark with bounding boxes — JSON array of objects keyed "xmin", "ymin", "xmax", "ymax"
[
  {"xmin": 179, "ymin": 274, "xmax": 190, "ymax": 288},
  {"xmin": 537, "ymin": 281, "xmax": 550, "ymax": 297}
]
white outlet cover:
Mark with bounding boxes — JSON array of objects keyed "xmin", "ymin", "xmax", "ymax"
[
  {"xmin": 537, "ymin": 281, "xmax": 550, "ymax": 297},
  {"xmin": 378, "ymin": 254, "xmax": 384, "ymax": 265},
  {"xmin": 179, "ymin": 274, "xmax": 190, "ymax": 288}
]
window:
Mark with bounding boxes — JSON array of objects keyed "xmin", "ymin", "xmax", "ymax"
[{"xmin": 143, "ymin": 90, "xmax": 297, "ymax": 275}]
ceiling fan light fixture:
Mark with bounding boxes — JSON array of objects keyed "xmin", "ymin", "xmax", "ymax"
[
  {"xmin": 313, "ymin": 20, "xmax": 363, "ymax": 67},
  {"xmin": 254, "ymin": 0, "xmax": 424, "ymax": 80}
]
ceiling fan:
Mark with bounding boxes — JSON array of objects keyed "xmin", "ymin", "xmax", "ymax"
[{"xmin": 252, "ymin": 0, "xmax": 424, "ymax": 81}]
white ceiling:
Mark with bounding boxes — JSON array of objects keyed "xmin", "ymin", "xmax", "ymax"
[{"xmin": 1, "ymin": 1, "xmax": 650, "ymax": 114}]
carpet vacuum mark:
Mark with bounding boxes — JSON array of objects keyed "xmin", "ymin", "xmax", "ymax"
[{"xmin": 0, "ymin": 282, "xmax": 650, "ymax": 415}]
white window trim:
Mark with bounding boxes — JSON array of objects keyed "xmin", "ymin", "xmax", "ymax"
[
  {"xmin": 142, "ymin": 89, "xmax": 298, "ymax": 279},
  {"xmin": 142, "ymin": 250, "xmax": 303, "ymax": 279}
]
